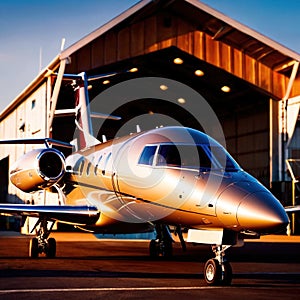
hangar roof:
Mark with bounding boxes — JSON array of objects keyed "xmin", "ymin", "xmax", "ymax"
[
  {"xmin": 1, "ymin": 0, "xmax": 300, "ymax": 121},
  {"xmin": 61, "ymin": 0, "xmax": 300, "ymax": 73}
]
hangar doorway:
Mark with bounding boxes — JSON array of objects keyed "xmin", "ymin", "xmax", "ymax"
[
  {"xmin": 81, "ymin": 46, "xmax": 271, "ymax": 185},
  {"xmin": 54, "ymin": 47, "xmax": 271, "ymax": 186}
]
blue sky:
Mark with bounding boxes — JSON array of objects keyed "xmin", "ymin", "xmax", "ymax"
[{"xmin": 0, "ymin": 0, "xmax": 300, "ymax": 113}]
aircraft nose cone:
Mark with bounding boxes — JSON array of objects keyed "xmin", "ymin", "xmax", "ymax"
[{"xmin": 237, "ymin": 191, "xmax": 289, "ymax": 234}]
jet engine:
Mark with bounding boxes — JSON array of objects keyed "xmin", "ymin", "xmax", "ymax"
[{"xmin": 10, "ymin": 148, "xmax": 66, "ymax": 193}]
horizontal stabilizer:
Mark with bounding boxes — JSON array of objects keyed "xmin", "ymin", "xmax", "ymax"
[{"xmin": 90, "ymin": 112, "xmax": 121, "ymax": 120}]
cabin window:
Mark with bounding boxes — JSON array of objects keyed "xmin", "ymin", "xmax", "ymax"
[
  {"xmin": 102, "ymin": 152, "xmax": 112, "ymax": 175},
  {"xmin": 138, "ymin": 146, "xmax": 157, "ymax": 165},
  {"xmin": 73, "ymin": 156, "xmax": 85, "ymax": 176},
  {"xmin": 94, "ymin": 155, "xmax": 102, "ymax": 175},
  {"xmin": 157, "ymin": 144, "xmax": 211, "ymax": 169},
  {"xmin": 86, "ymin": 156, "xmax": 94, "ymax": 176}
]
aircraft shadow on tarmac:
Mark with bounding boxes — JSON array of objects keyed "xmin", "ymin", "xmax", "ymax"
[{"xmin": 1, "ymin": 239, "xmax": 300, "ymax": 289}]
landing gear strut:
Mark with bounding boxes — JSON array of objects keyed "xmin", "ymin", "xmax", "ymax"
[
  {"xmin": 204, "ymin": 245, "xmax": 232, "ymax": 285},
  {"xmin": 29, "ymin": 217, "xmax": 56, "ymax": 258},
  {"xmin": 149, "ymin": 224, "xmax": 173, "ymax": 258}
]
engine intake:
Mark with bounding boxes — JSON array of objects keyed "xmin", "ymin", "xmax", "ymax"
[{"xmin": 10, "ymin": 148, "xmax": 66, "ymax": 193}]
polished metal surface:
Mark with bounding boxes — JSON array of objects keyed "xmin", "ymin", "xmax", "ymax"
[{"xmin": 0, "ymin": 126, "xmax": 291, "ymax": 287}]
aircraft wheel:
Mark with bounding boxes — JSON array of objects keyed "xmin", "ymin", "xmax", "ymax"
[
  {"xmin": 161, "ymin": 240, "xmax": 173, "ymax": 258},
  {"xmin": 29, "ymin": 237, "xmax": 39, "ymax": 258},
  {"xmin": 204, "ymin": 259, "xmax": 222, "ymax": 285},
  {"xmin": 46, "ymin": 238, "xmax": 56, "ymax": 258},
  {"xmin": 149, "ymin": 239, "xmax": 159, "ymax": 257},
  {"xmin": 221, "ymin": 261, "xmax": 232, "ymax": 285}
]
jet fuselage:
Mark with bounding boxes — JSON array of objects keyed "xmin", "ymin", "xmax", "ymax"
[{"xmin": 64, "ymin": 126, "xmax": 288, "ymax": 235}]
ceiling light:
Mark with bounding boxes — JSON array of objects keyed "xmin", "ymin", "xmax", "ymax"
[
  {"xmin": 160, "ymin": 84, "xmax": 168, "ymax": 91},
  {"xmin": 129, "ymin": 67, "xmax": 138, "ymax": 73},
  {"xmin": 173, "ymin": 57, "xmax": 183, "ymax": 64},
  {"xmin": 177, "ymin": 98, "xmax": 186, "ymax": 104},
  {"xmin": 103, "ymin": 80, "xmax": 110, "ymax": 85},
  {"xmin": 221, "ymin": 85, "xmax": 231, "ymax": 93},
  {"xmin": 195, "ymin": 69, "xmax": 204, "ymax": 76}
]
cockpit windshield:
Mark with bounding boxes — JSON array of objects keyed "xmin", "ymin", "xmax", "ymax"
[
  {"xmin": 157, "ymin": 144, "xmax": 211, "ymax": 170},
  {"xmin": 138, "ymin": 143, "xmax": 241, "ymax": 172},
  {"xmin": 210, "ymin": 146, "xmax": 241, "ymax": 171}
]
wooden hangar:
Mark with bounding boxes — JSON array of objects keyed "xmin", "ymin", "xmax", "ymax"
[{"xmin": 1, "ymin": 0, "xmax": 300, "ymax": 207}]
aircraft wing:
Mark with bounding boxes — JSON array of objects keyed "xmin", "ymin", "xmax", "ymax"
[
  {"xmin": 0, "ymin": 204, "xmax": 100, "ymax": 226},
  {"xmin": 285, "ymin": 205, "xmax": 300, "ymax": 213}
]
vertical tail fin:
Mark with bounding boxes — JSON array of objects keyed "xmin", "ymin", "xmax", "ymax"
[
  {"xmin": 54, "ymin": 72, "xmax": 121, "ymax": 150},
  {"xmin": 74, "ymin": 73, "xmax": 96, "ymax": 149}
]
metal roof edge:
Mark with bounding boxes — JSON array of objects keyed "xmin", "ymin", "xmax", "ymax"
[
  {"xmin": 61, "ymin": 0, "xmax": 300, "ymax": 63},
  {"xmin": 186, "ymin": 0, "xmax": 300, "ymax": 62},
  {"xmin": 0, "ymin": 55, "xmax": 61, "ymax": 121},
  {"xmin": 60, "ymin": 0, "xmax": 153, "ymax": 60}
]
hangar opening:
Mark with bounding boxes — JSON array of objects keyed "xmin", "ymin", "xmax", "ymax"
[{"xmin": 53, "ymin": 45, "xmax": 271, "ymax": 185}]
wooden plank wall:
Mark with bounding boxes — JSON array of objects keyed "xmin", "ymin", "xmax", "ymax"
[{"xmin": 66, "ymin": 12, "xmax": 298, "ymax": 100}]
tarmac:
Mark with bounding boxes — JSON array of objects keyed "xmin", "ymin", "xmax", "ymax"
[{"xmin": 0, "ymin": 231, "xmax": 300, "ymax": 300}]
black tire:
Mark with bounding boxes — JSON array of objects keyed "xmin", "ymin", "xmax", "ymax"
[
  {"xmin": 162, "ymin": 240, "xmax": 173, "ymax": 258},
  {"xmin": 149, "ymin": 239, "xmax": 158, "ymax": 257},
  {"xmin": 204, "ymin": 258, "xmax": 222, "ymax": 285},
  {"xmin": 29, "ymin": 237, "xmax": 39, "ymax": 258},
  {"xmin": 46, "ymin": 238, "xmax": 56, "ymax": 258},
  {"xmin": 222, "ymin": 261, "xmax": 232, "ymax": 285}
]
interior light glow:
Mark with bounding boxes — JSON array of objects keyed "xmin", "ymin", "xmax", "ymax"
[
  {"xmin": 129, "ymin": 67, "xmax": 138, "ymax": 73},
  {"xmin": 195, "ymin": 69, "xmax": 204, "ymax": 76},
  {"xmin": 173, "ymin": 57, "xmax": 183, "ymax": 64},
  {"xmin": 221, "ymin": 85, "xmax": 231, "ymax": 93},
  {"xmin": 160, "ymin": 84, "xmax": 168, "ymax": 91},
  {"xmin": 177, "ymin": 98, "xmax": 186, "ymax": 104}
]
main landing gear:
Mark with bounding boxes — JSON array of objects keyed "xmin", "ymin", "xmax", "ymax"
[
  {"xmin": 149, "ymin": 224, "xmax": 173, "ymax": 258},
  {"xmin": 204, "ymin": 245, "xmax": 232, "ymax": 285},
  {"xmin": 29, "ymin": 217, "xmax": 56, "ymax": 258}
]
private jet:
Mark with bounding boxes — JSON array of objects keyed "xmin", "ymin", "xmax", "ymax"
[{"xmin": 0, "ymin": 74, "xmax": 291, "ymax": 286}]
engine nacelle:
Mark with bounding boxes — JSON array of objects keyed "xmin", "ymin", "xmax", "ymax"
[{"xmin": 10, "ymin": 148, "xmax": 66, "ymax": 193}]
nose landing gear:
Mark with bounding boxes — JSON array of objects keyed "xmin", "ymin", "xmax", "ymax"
[
  {"xmin": 187, "ymin": 228, "xmax": 243, "ymax": 286},
  {"xmin": 204, "ymin": 245, "xmax": 232, "ymax": 285}
]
